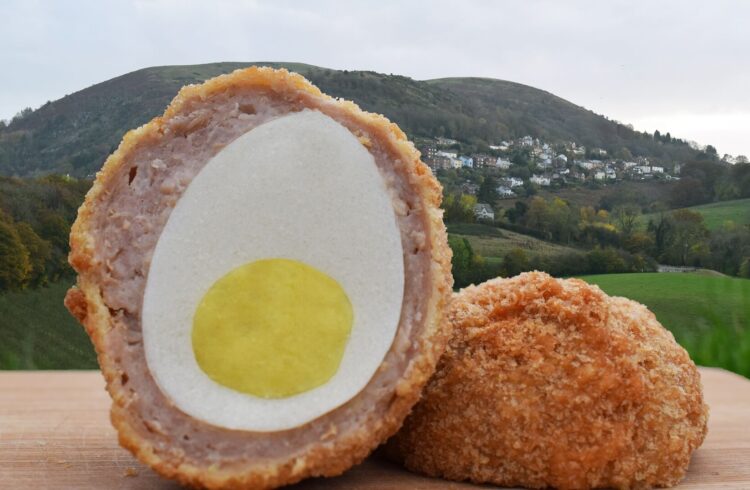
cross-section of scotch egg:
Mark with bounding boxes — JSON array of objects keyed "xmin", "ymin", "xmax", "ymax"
[{"xmin": 64, "ymin": 67, "xmax": 453, "ymax": 489}]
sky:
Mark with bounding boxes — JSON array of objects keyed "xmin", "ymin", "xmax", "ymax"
[{"xmin": 1, "ymin": 0, "xmax": 748, "ymax": 157}]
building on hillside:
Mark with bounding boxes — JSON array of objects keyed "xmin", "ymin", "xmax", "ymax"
[
  {"xmin": 538, "ymin": 156, "xmax": 553, "ymax": 168},
  {"xmin": 530, "ymin": 174, "xmax": 551, "ymax": 186},
  {"xmin": 623, "ymin": 161, "xmax": 638, "ymax": 169},
  {"xmin": 594, "ymin": 171, "xmax": 606, "ymax": 181},
  {"xmin": 472, "ymin": 154, "xmax": 495, "ymax": 168},
  {"xmin": 428, "ymin": 154, "xmax": 452, "ymax": 170},
  {"xmin": 459, "ymin": 156, "xmax": 474, "ymax": 168},
  {"xmin": 674, "ymin": 163, "xmax": 682, "ymax": 175},
  {"xmin": 555, "ymin": 154, "xmax": 568, "ymax": 165},
  {"xmin": 521, "ymin": 135, "xmax": 534, "ymax": 147},
  {"xmin": 490, "ymin": 141, "xmax": 511, "ymax": 151},
  {"xmin": 503, "ymin": 177, "xmax": 524, "ymax": 188},
  {"xmin": 635, "ymin": 165, "xmax": 652, "ymax": 174},
  {"xmin": 461, "ymin": 182, "xmax": 479, "ymax": 195},
  {"xmin": 495, "ymin": 157, "xmax": 512, "ymax": 169},
  {"xmin": 420, "ymin": 145, "xmax": 438, "ymax": 161},
  {"xmin": 651, "ymin": 166, "xmax": 664, "ymax": 174},
  {"xmin": 474, "ymin": 203, "xmax": 495, "ymax": 221},
  {"xmin": 437, "ymin": 137, "xmax": 458, "ymax": 146},
  {"xmin": 496, "ymin": 186, "xmax": 516, "ymax": 198}
]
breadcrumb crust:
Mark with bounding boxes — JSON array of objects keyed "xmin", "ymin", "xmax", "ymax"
[
  {"xmin": 65, "ymin": 67, "xmax": 453, "ymax": 489},
  {"xmin": 387, "ymin": 272, "xmax": 708, "ymax": 490}
]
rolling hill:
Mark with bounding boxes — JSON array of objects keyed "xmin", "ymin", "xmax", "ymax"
[
  {"xmin": 642, "ymin": 198, "xmax": 750, "ymax": 231},
  {"xmin": 0, "ymin": 62, "xmax": 702, "ymax": 177}
]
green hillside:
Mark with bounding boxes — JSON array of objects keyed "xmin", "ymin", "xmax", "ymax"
[
  {"xmin": 581, "ymin": 273, "xmax": 750, "ymax": 377},
  {"xmin": 0, "ymin": 62, "xmax": 702, "ymax": 177},
  {"xmin": 644, "ymin": 198, "xmax": 750, "ymax": 230},
  {"xmin": 448, "ymin": 223, "xmax": 578, "ymax": 261},
  {"xmin": 0, "ymin": 279, "xmax": 96, "ymax": 369}
]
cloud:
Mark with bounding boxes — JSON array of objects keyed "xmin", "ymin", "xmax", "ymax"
[{"xmin": 1, "ymin": 0, "xmax": 748, "ymax": 155}]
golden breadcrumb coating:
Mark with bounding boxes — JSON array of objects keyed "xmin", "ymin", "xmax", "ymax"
[
  {"xmin": 387, "ymin": 272, "xmax": 708, "ymax": 490},
  {"xmin": 64, "ymin": 67, "xmax": 454, "ymax": 489}
]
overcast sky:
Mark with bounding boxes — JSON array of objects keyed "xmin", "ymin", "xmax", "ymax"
[{"xmin": 2, "ymin": 0, "xmax": 748, "ymax": 156}]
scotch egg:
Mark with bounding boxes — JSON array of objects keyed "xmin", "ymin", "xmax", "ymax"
[{"xmin": 65, "ymin": 67, "xmax": 453, "ymax": 489}]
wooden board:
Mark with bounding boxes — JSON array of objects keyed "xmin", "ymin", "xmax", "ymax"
[{"xmin": 0, "ymin": 367, "xmax": 748, "ymax": 489}]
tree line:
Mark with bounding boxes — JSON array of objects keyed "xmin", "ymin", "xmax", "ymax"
[
  {"xmin": 0, "ymin": 176, "xmax": 89, "ymax": 290},
  {"xmin": 447, "ymin": 191, "xmax": 750, "ymax": 289}
]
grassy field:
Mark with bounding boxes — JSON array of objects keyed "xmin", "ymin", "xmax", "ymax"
[
  {"xmin": 0, "ymin": 280, "xmax": 97, "ymax": 369},
  {"xmin": 448, "ymin": 223, "xmax": 578, "ymax": 260},
  {"xmin": 642, "ymin": 198, "xmax": 750, "ymax": 230},
  {"xmin": 580, "ymin": 272, "xmax": 750, "ymax": 378}
]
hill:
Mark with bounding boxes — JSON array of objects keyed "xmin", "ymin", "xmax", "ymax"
[
  {"xmin": 0, "ymin": 62, "xmax": 703, "ymax": 177},
  {"xmin": 643, "ymin": 198, "xmax": 750, "ymax": 231},
  {"xmin": 581, "ymin": 273, "xmax": 750, "ymax": 377},
  {"xmin": 448, "ymin": 223, "xmax": 579, "ymax": 262}
]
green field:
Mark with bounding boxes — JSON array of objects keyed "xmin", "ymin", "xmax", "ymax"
[
  {"xmin": 580, "ymin": 273, "xmax": 750, "ymax": 378},
  {"xmin": 643, "ymin": 198, "xmax": 750, "ymax": 230},
  {"xmin": 0, "ymin": 280, "xmax": 97, "ymax": 369},
  {"xmin": 448, "ymin": 223, "xmax": 578, "ymax": 261},
  {"xmin": 3, "ymin": 272, "xmax": 749, "ymax": 378}
]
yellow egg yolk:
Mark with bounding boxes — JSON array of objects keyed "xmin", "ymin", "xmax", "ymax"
[{"xmin": 192, "ymin": 258, "xmax": 353, "ymax": 398}]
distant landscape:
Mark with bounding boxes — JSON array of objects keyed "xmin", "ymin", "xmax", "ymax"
[{"xmin": 0, "ymin": 62, "xmax": 748, "ymax": 376}]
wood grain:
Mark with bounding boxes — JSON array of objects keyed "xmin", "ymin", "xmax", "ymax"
[{"xmin": 0, "ymin": 367, "xmax": 748, "ymax": 489}]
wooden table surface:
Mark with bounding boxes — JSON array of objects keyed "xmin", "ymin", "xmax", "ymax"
[{"xmin": 0, "ymin": 367, "xmax": 748, "ymax": 489}]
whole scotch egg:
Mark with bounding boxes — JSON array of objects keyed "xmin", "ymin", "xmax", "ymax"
[{"xmin": 64, "ymin": 67, "xmax": 453, "ymax": 489}]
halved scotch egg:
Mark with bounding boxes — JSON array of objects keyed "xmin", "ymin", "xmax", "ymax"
[{"xmin": 64, "ymin": 67, "xmax": 453, "ymax": 489}]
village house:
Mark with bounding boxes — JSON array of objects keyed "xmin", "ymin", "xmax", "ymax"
[
  {"xmin": 474, "ymin": 203, "xmax": 495, "ymax": 221},
  {"xmin": 496, "ymin": 186, "xmax": 516, "ymax": 198},
  {"xmin": 459, "ymin": 156, "xmax": 474, "ymax": 168},
  {"xmin": 594, "ymin": 171, "xmax": 606, "ymax": 181},
  {"xmin": 503, "ymin": 177, "xmax": 524, "ymax": 188},
  {"xmin": 461, "ymin": 182, "xmax": 479, "ymax": 195},
  {"xmin": 472, "ymin": 154, "xmax": 495, "ymax": 168},
  {"xmin": 420, "ymin": 145, "xmax": 438, "ymax": 160},
  {"xmin": 651, "ymin": 166, "xmax": 664, "ymax": 173},
  {"xmin": 495, "ymin": 157, "xmax": 512, "ymax": 169},
  {"xmin": 555, "ymin": 154, "xmax": 568, "ymax": 165},
  {"xmin": 530, "ymin": 174, "xmax": 551, "ymax": 186},
  {"xmin": 436, "ymin": 137, "xmax": 458, "ymax": 147}
]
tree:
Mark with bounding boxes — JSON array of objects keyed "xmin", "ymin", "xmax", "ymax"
[
  {"xmin": 477, "ymin": 176, "xmax": 499, "ymax": 205},
  {"xmin": 0, "ymin": 218, "xmax": 31, "ymax": 290},
  {"xmin": 736, "ymin": 155, "xmax": 749, "ymax": 164},
  {"xmin": 443, "ymin": 193, "xmax": 478, "ymax": 223},
  {"xmin": 740, "ymin": 258, "xmax": 750, "ymax": 279},
  {"xmin": 612, "ymin": 204, "xmax": 641, "ymax": 239},
  {"xmin": 502, "ymin": 248, "xmax": 530, "ymax": 277},
  {"xmin": 448, "ymin": 236, "xmax": 487, "ymax": 287},
  {"xmin": 15, "ymin": 222, "xmax": 51, "ymax": 287},
  {"xmin": 662, "ymin": 209, "xmax": 709, "ymax": 265},
  {"xmin": 654, "ymin": 130, "xmax": 662, "ymax": 141},
  {"xmin": 669, "ymin": 178, "xmax": 708, "ymax": 207}
]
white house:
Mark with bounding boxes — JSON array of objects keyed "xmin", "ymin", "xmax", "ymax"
[
  {"xmin": 520, "ymin": 135, "xmax": 534, "ymax": 147},
  {"xmin": 474, "ymin": 203, "xmax": 495, "ymax": 221},
  {"xmin": 651, "ymin": 166, "xmax": 664, "ymax": 174},
  {"xmin": 530, "ymin": 174, "xmax": 551, "ymax": 186},
  {"xmin": 555, "ymin": 154, "xmax": 568, "ymax": 165},
  {"xmin": 635, "ymin": 165, "xmax": 652, "ymax": 174},
  {"xmin": 504, "ymin": 177, "xmax": 524, "ymax": 188},
  {"xmin": 623, "ymin": 161, "xmax": 638, "ymax": 169},
  {"xmin": 594, "ymin": 171, "xmax": 606, "ymax": 181},
  {"xmin": 496, "ymin": 186, "xmax": 516, "ymax": 198},
  {"xmin": 495, "ymin": 157, "xmax": 512, "ymax": 169}
]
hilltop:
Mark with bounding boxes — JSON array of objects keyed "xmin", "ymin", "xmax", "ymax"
[{"xmin": 0, "ymin": 62, "xmax": 703, "ymax": 177}]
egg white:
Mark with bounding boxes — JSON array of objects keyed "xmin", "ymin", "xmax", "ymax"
[{"xmin": 141, "ymin": 110, "xmax": 404, "ymax": 432}]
